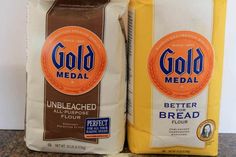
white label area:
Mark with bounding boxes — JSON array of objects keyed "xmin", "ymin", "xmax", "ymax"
[{"xmin": 151, "ymin": 0, "xmax": 214, "ymax": 148}]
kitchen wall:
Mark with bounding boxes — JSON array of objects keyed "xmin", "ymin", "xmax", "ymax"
[
  {"xmin": 0, "ymin": 0, "xmax": 26, "ymax": 129},
  {"xmin": 220, "ymin": 0, "xmax": 236, "ymax": 133}
]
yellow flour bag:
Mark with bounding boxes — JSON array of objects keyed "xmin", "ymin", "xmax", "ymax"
[{"xmin": 127, "ymin": 0, "xmax": 227, "ymax": 156}]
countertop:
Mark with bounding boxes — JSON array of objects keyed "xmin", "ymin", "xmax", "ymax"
[{"xmin": 0, "ymin": 131, "xmax": 235, "ymax": 157}]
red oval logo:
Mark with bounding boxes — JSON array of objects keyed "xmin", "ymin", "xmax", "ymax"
[
  {"xmin": 41, "ymin": 26, "xmax": 107, "ymax": 95},
  {"xmin": 148, "ymin": 31, "xmax": 214, "ymax": 99}
]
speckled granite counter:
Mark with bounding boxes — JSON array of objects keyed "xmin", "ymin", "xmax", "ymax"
[{"xmin": 0, "ymin": 131, "xmax": 235, "ymax": 157}]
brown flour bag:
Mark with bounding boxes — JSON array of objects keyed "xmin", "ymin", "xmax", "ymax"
[{"xmin": 26, "ymin": 0, "xmax": 128, "ymax": 154}]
